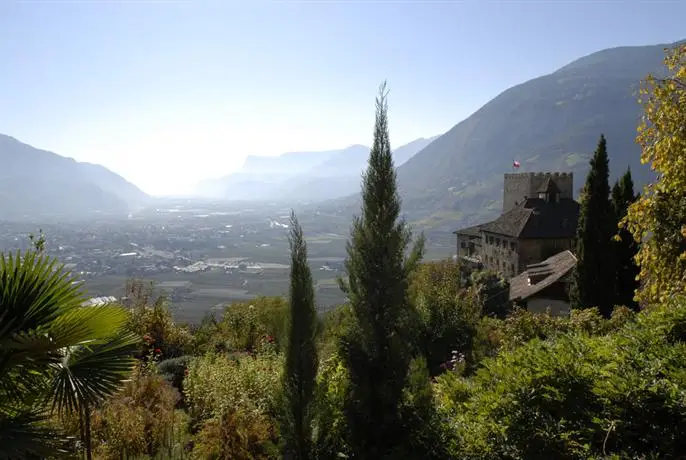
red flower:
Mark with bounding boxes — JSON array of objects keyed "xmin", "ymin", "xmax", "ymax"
[{"xmin": 154, "ymin": 348, "xmax": 161, "ymax": 354}]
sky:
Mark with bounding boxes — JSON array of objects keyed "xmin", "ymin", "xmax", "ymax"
[{"xmin": 1, "ymin": 1, "xmax": 685, "ymax": 196}]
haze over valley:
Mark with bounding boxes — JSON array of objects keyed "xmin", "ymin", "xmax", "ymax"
[{"xmin": 1, "ymin": 1, "xmax": 684, "ymax": 322}]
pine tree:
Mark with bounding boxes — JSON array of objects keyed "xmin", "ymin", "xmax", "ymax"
[
  {"xmin": 571, "ymin": 134, "xmax": 616, "ymax": 316},
  {"xmin": 612, "ymin": 168, "xmax": 640, "ymax": 310},
  {"xmin": 337, "ymin": 82, "xmax": 425, "ymax": 458},
  {"xmin": 281, "ymin": 211, "xmax": 318, "ymax": 460}
]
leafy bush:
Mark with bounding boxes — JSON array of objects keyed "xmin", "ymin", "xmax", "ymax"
[
  {"xmin": 184, "ymin": 347, "xmax": 283, "ymax": 458},
  {"xmin": 157, "ymin": 355, "xmax": 192, "ymax": 397},
  {"xmin": 410, "ymin": 260, "xmax": 482, "ymax": 375},
  {"xmin": 193, "ymin": 407, "xmax": 279, "ymax": 460},
  {"xmin": 495, "ymin": 306, "xmax": 635, "ymax": 352},
  {"xmin": 312, "ymin": 352, "xmax": 350, "ymax": 459},
  {"xmin": 184, "ymin": 348, "xmax": 283, "ymax": 426},
  {"xmin": 127, "ymin": 279, "xmax": 193, "ymax": 359},
  {"xmin": 435, "ymin": 297, "xmax": 686, "ymax": 459},
  {"xmin": 89, "ymin": 364, "xmax": 187, "ymax": 459},
  {"xmin": 212, "ymin": 297, "xmax": 289, "ymax": 353},
  {"xmin": 469, "ymin": 269, "xmax": 513, "ymax": 319},
  {"xmin": 317, "ymin": 304, "xmax": 354, "ymax": 361}
]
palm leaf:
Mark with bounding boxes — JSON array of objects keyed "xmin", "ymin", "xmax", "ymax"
[
  {"xmin": 0, "ymin": 251, "xmax": 89, "ymax": 409},
  {"xmin": 0, "ymin": 250, "xmax": 138, "ymax": 458},
  {"xmin": 0, "ymin": 408, "xmax": 71, "ymax": 460},
  {"xmin": 49, "ymin": 303, "xmax": 132, "ymax": 347},
  {"xmin": 0, "ymin": 251, "xmax": 84, "ymax": 335},
  {"xmin": 51, "ymin": 330, "xmax": 140, "ymax": 415},
  {"xmin": 0, "ymin": 251, "xmax": 85, "ymax": 376}
]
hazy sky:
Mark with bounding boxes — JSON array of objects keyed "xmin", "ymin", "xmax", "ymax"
[{"xmin": 1, "ymin": 1, "xmax": 684, "ymax": 195}]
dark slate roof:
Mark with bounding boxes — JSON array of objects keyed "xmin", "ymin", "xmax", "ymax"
[
  {"xmin": 479, "ymin": 197, "xmax": 579, "ymax": 239},
  {"xmin": 509, "ymin": 250, "xmax": 577, "ymax": 301},
  {"xmin": 453, "ymin": 224, "xmax": 482, "ymax": 237},
  {"xmin": 537, "ymin": 176, "xmax": 561, "ymax": 194}
]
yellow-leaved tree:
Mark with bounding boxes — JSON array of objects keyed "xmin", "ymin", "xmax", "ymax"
[{"xmin": 624, "ymin": 43, "xmax": 686, "ymax": 305}]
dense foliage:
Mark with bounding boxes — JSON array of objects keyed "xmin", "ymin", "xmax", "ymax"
[
  {"xmin": 3, "ymin": 46, "xmax": 686, "ymax": 459},
  {"xmin": 624, "ymin": 43, "xmax": 686, "ymax": 305}
]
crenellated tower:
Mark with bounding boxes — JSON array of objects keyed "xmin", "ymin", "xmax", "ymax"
[{"xmin": 502, "ymin": 172, "xmax": 574, "ymax": 213}]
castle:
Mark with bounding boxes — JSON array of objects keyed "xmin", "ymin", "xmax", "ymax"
[{"xmin": 454, "ymin": 172, "xmax": 579, "ymax": 279}]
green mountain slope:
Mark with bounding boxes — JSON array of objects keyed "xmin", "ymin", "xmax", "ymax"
[{"xmin": 395, "ymin": 42, "xmax": 679, "ymax": 233}]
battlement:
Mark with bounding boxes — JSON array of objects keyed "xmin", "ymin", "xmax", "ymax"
[
  {"xmin": 504, "ymin": 172, "xmax": 573, "ymax": 179},
  {"xmin": 503, "ymin": 172, "xmax": 574, "ymax": 213}
]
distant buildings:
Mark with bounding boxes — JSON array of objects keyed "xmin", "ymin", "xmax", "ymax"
[
  {"xmin": 454, "ymin": 172, "xmax": 580, "ymax": 313},
  {"xmin": 82, "ymin": 295, "xmax": 117, "ymax": 307}
]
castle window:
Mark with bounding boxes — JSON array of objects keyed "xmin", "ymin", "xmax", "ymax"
[
  {"xmin": 510, "ymin": 241, "xmax": 517, "ymax": 251},
  {"xmin": 511, "ymin": 264, "xmax": 515, "ymax": 274},
  {"xmin": 461, "ymin": 242, "xmax": 466, "ymax": 249},
  {"xmin": 496, "ymin": 238, "xmax": 501, "ymax": 247}
]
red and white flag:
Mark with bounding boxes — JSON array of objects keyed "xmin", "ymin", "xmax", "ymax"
[{"xmin": 512, "ymin": 160, "xmax": 521, "ymax": 169}]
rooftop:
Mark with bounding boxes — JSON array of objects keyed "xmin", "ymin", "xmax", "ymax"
[
  {"xmin": 509, "ymin": 250, "xmax": 577, "ymax": 301},
  {"xmin": 478, "ymin": 197, "xmax": 579, "ymax": 239}
]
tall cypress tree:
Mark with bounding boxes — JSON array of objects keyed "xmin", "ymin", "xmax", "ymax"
[
  {"xmin": 571, "ymin": 134, "xmax": 616, "ymax": 316},
  {"xmin": 611, "ymin": 168, "xmax": 640, "ymax": 310},
  {"xmin": 337, "ymin": 82, "xmax": 425, "ymax": 458},
  {"xmin": 281, "ymin": 211, "xmax": 318, "ymax": 460}
]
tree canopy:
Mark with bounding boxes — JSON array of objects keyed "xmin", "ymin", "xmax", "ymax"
[{"xmin": 624, "ymin": 44, "xmax": 686, "ymax": 305}]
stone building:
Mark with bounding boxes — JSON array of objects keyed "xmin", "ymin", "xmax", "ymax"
[
  {"xmin": 454, "ymin": 172, "xmax": 579, "ymax": 279},
  {"xmin": 509, "ymin": 249, "xmax": 577, "ymax": 315}
]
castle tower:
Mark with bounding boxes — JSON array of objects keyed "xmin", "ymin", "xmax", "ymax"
[{"xmin": 502, "ymin": 172, "xmax": 573, "ymax": 213}]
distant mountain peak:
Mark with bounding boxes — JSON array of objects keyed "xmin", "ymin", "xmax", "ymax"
[{"xmin": 192, "ymin": 138, "xmax": 435, "ymax": 202}]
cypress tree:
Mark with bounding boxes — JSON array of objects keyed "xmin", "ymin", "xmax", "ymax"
[
  {"xmin": 611, "ymin": 168, "xmax": 640, "ymax": 310},
  {"xmin": 571, "ymin": 134, "xmax": 616, "ymax": 316},
  {"xmin": 281, "ymin": 211, "xmax": 318, "ymax": 460},
  {"xmin": 337, "ymin": 82, "xmax": 425, "ymax": 458}
]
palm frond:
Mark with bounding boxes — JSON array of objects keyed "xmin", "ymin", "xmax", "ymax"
[
  {"xmin": 49, "ymin": 303, "xmax": 133, "ymax": 347},
  {"xmin": 0, "ymin": 251, "xmax": 85, "ymax": 371},
  {"xmin": 51, "ymin": 330, "xmax": 140, "ymax": 415},
  {"xmin": 0, "ymin": 251, "xmax": 84, "ymax": 336},
  {"xmin": 0, "ymin": 408, "xmax": 71, "ymax": 459}
]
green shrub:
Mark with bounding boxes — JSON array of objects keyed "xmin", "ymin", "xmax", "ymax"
[
  {"xmin": 410, "ymin": 260, "xmax": 482, "ymax": 375},
  {"xmin": 312, "ymin": 352, "xmax": 350, "ymax": 459},
  {"xmin": 157, "ymin": 355, "xmax": 192, "ymax": 397},
  {"xmin": 436, "ymin": 297, "xmax": 686, "ymax": 459},
  {"xmin": 89, "ymin": 364, "xmax": 187, "ymax": 459},
  {"xmin": 193, "ymin": 407, "xmax": 279, "ymax": 460},
  {"xmin": 214, "ymin": 297, "xmax": 289, "ymax": 353},
  {"xmin": 183, "ymin": 348, "xmax": 283, "ymax": 426}
]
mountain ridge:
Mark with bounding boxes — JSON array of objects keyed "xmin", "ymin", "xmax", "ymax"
[
  {"xmin": 0, "ymin": 134, "xmax": 149, "ymax": 219},
  {"xmin": 193, "ymin": 137, "xmax": 438, "ymax": 202},
  {"xmin": 319, "ymin": 40, "xmax": 683, "ymax": 235}
]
